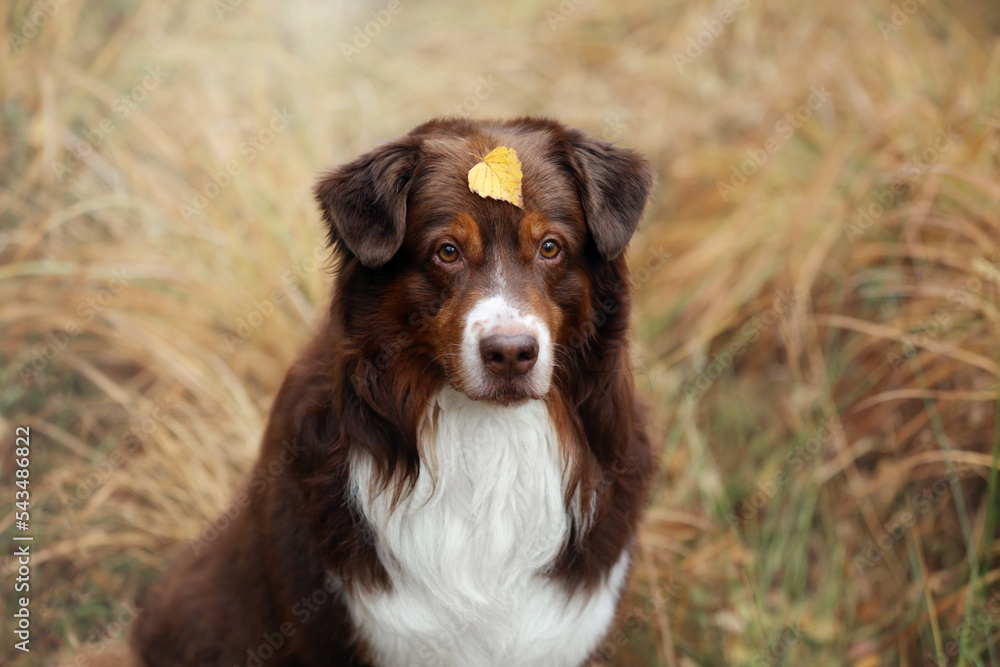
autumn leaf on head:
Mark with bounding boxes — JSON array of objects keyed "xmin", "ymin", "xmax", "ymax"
[{"xmin": 467, "ymin": 146, "xmax": 523, "ymax": 209}]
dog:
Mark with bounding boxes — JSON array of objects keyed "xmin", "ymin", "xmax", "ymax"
[{"xmin": 132, "ymin": 117, "xmax": 655, "ymax": 667}]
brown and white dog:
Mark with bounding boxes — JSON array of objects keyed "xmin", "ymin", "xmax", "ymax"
[{"xmin": 132, "ymin": 117, "xmax": 655, "ymax": 667}]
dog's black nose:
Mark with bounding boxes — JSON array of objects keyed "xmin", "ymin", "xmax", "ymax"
[{"xmin": 479, "ymin": 334, "xmax": 538, "ymax": 379}]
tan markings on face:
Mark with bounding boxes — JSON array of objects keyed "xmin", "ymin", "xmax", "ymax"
[
  {"xmin": 517, "ymin": 211, "xmax": 549, "ymax": 262},
  {"xmin": 451, "ymin": 213, "xmax": 483, "ymax": 265},
  {"xmin": 516, "ymin": 211, "xmax": 564, "ymax": 350},
  {"xmin": 424, "ymin": 213, "xmax": 486, "ymax": 382},
  {"xmin": 429, "ymin": 282, "xmax": 488, "ymax": 391}
]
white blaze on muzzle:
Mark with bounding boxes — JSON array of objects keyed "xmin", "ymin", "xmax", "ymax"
[{"xmin": 460, "ymin": 295, "xmax": 553, "ymax": 399}]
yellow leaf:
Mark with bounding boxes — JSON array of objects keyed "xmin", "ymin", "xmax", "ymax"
[{"xmin": 467, "ymin": 146, "xmax": 523, "ymax": 209}]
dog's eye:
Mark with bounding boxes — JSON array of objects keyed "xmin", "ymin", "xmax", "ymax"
[
  {"xmin": 437, "ymin": 244, "xmax": 460, "ymax": 263},
  {"xmin": 539, "ymin": 240, "xmax": 560, "ymax": 259}
]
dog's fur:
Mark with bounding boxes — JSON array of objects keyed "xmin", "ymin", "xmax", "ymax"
[{"xmin": 132, "ymin": 117, "xmax": 655, "ymax": 667}]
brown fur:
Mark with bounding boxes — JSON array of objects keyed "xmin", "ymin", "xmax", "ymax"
[{"xmin": 132, "ymin": 117, "xmax": 655, "ymax": 666}]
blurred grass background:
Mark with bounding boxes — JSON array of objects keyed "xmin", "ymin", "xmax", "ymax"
[{"xmin": 2, "ymin": 0, "xmax": 1000, "ymax": 664}]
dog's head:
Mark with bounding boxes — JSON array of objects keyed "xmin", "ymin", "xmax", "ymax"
[{"xmin": 315, "ymin": 118, "xmax": 653, "ymax": 406}]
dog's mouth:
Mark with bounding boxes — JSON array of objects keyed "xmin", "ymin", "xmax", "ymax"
[{"xmin": 449, "ymin": 374, "xmax": 546, "ymax": 406}]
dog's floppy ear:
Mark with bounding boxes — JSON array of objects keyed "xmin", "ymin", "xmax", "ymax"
[
  {"xmin": 314, "ymin": 138, "xmax": 420, "ymax": 268},
  {"xmin": 565, "ymin": 130, "xmax": 655, "ymax": 260}
]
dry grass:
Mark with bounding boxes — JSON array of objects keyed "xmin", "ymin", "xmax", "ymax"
[{"xmin": 2, "ymin": 0, "xmax": 999, "ymax": 664}]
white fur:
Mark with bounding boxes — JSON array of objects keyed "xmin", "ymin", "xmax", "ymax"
[
  {"xmin": 460, "ymin": 295, "xmax": 554, "ymax": 397},
  {"xmin": 345, "ymin": 388, "xmax": 629, "ymax": 667}
]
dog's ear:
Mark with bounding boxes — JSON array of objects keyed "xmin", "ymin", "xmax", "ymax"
[
  {"xmin": 565, "ymin": 130, "xmax": 655, "ymax": 260},
  {"xmin": 314, "ymin": 138, "xmax": 420, "ymax": 268}
]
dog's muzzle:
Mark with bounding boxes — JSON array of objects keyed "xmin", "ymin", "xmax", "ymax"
[{"xmin": 460, "ymin": 296, "xmax": 553, "ymax": 403}]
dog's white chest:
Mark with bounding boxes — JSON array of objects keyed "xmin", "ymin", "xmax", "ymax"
[{"xmin": 345, "ymin": 388, "xmax": 628, "ymax": 667}]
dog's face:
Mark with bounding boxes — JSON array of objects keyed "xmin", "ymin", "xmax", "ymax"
[{"xmin": 315, "ymin": 118, "xmax": 653, "ymax": 405}]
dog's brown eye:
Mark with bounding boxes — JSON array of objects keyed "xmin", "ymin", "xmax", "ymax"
[
  {"xmin": 437, "ymin": 244, "xmax": 460, "ymax": 263},
  {"xmin": 539, "ymin": 240, "xmax": 560, "ymax": 259}
]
